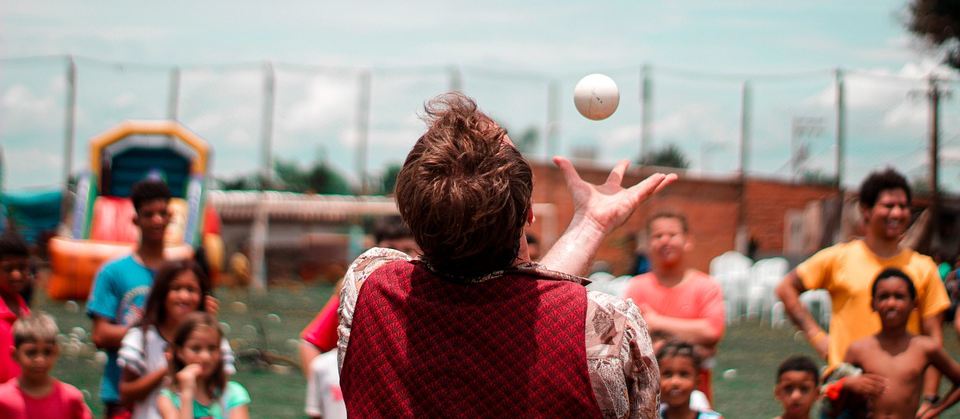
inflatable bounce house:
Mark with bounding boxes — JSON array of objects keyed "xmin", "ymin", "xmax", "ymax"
[{"xmin": 47, "ymin": 121, "xmax": 223, "ymax": 300}]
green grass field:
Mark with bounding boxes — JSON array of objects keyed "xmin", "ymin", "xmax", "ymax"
[{"xmin": 36, "ymin": 284, "xmax": 960, "ymax": 418}]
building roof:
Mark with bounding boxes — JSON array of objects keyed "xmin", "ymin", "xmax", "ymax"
[{"xmin": 208, "ymin": 191, "xmax": 399, "ymax": 223}]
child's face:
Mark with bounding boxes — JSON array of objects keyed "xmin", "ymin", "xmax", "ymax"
[
  {"xmin": 165, "ymin": 271, "xmax": 203, "ymax": 324},
  {"xmin": 134, "ymin": 199, "xmax": 171, "ymax": 245},
  {"xmin": 0, "ymin": 255, "xmax": 31, "ymax": 297},
  {"xmin": 659, "ymin": 356, "xmax": 698, "ymax": 409},
  {"xmin": 177, "ymin": 325, "xmax": 221, "ymax": 379},
  {"xmin": 872, "ymin": 277, "xmax": 915, "ymax": 328},
  {"xmin": 775, "ymin": 371, "xmax": 819, "ymax": 419},
  {"xmin": 12, "ymin": 340, "xmax": 59, "ymax": 382}
]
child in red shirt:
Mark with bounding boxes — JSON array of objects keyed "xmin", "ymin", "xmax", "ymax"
[
  {"xmin": 0, "ymin": 312, "xmax": 93, "ymax": 419},
  {"xmin": 0, "ymin": 230, "xmax": 31, "ymax": 383}
]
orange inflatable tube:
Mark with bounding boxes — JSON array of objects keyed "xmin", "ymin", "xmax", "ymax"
[{"xmin": 47, "ymin": 238, "xmax": 193, "ymax": 301}]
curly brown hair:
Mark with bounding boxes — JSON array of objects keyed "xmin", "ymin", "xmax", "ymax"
[{"xmin": 395, "ymin": 93, "xmax": 533, "ymax": 280}]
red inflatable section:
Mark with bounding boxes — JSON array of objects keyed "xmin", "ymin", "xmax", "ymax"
[{"xmin": 90, "ymin": 197, "xmax": 138, "ymax": 242}]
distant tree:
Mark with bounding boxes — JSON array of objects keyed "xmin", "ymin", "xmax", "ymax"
[
  {"xmin": 801, "ymin": 170, "xmax": 838, "ymax": 186},
  {"xmin": 216, "ymin": 174, "xmax": 259, "ymax": 191},
  {"xmin": 907, "ymin": 0, "xmax": 960, "ymax": 69},
  {"xmin": 376, "ymin": 164, "xmax": 403, "ymax": 196},
  {"xmin": 217, "ymin": 159, "xmax": 352, "ymax": 194},
  {"xmin": 639, "ymin": 143, "xmax": 690, "ymax": 169},
  {"xmin": 514, "ymin": 127, "xmax": 539, "ymax": 154},
  {"xmin": 301, "ymin": 160, "xmax": 352, "ymax": 195}
]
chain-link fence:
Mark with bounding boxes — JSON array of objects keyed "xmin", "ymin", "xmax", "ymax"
[{"xmin": 2, "ymin": 55, "xmax": 957, "ymax": 194}]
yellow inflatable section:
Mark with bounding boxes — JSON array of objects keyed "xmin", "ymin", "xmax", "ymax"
[{"xmin": 46, "ymin": 120, "xmax": 223, "ymax": 301}]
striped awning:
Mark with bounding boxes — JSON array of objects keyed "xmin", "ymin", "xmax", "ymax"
[{"xmin": 208, "ymin": 191, "xmax": 399, "ymax": 223}]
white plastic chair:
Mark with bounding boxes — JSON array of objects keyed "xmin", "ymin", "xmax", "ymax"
[
  {"xmin": 746, "ymin": 257, "xmax": 789, "ymax": 321},
  {"xmin": 709, "ymin": 251, "xmax": 753, "ymax": 324}
]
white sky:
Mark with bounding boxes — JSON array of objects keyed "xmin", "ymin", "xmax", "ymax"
[{"xmin": 1, "ymin": 0, "xmax": 958, "ymax": 192}]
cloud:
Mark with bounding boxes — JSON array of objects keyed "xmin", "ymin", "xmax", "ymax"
[
  {"xmin": 278, "ymin": 73, "xmax": 357, "ymax": 133},
  {"xmin": 0, "ymin": 84, "xmax": 61, "ymax": 134},
  {"xmin": 112, "ymin": 92, "xmax": 136, "ymax": 108}
]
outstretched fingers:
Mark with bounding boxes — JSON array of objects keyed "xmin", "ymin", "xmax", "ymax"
[
  {"xmin": 604, "ymin": 159, "xmax": 630, "ymax": 186},
  {"xmin": 553, "ymin": 156, "xmax": 583, "ymax": 188},
  {"xmin": 627, "ymin": 172, "xmax": 677, "ymax": 201}
]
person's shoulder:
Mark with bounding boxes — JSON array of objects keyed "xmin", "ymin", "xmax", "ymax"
[
  {"xmin": 587, "ymin": 290, "xmax": 639, "ymax": 316},
  {"xmin": 54, "ymin": 379, "xmax": 85, "ymax": 400},
  {"xmin": 226, "ymin": 380, "xmax": 247, "ymax": 392},
  {"xmin": 904, "ymin": 250, "xmax": 939, "ymax": 272},
  {"xmin": 910, "ymin": 333, "xmax": 940, "ymax": 352},
  {"xmin": 0, "ymin": 378, "xmax": 18, "ymax": 394},
  {"xmin": 99, "ymin": 254, "xmax": 137, "ymax": 272},
  {"xmin": 847, "ymin": 335, "xmax": 876, "ymax": 355},
  {"xmin": 586, "ymin": 290, "xmax": 644, "ymax": 328},
  {"xmin": 628, "ymin": 272, "xmax": 656, "ymax": 283},
  {"xmin": 224, "ymin": 381, "xmax": 252, "ymax": 406},
  {"xmin": 691, "ymin": 270, "xmax": 722, "ymax": 287},
  {"xmin": 348, "ymin": 248, "xmax": 411, "ymax": 280},
  {"xmin": 124, "ymin": 325, "xmax": 145, "ymax": 339}
]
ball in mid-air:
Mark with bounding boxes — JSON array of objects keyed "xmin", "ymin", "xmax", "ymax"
[{"xmin": 573, "ymin": 74, "xmax": 620, "ymax": 121}]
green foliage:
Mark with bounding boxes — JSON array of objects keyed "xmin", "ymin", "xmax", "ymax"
[
  {"xmin": 216, "ymin": 159, "xmax": 353, "ymax": 194},
  {"xmin": 216, "ymin": 174, "xmax": 260, "ymax": 190},
  {"xmin": 638, "ymin": 143, "xmax": 690, "ymax": 169},
  {"xmin": 801, "ymin": 170, "xmax": 838, "ymax": 186},
  {"xmin": 907, "ymin": 0, "xmax": 960, "ymax": 69},
  {"xmin": 376, "ymin": 164, "xmax": 403, "ymax": 196},
  {"xmin": 514, "ymin": 127, "xmax": 539, "ymax": 154}
]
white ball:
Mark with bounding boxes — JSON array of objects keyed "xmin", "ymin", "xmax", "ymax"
[{"xmin": 573, "ymin": 74, "xmax": 620, "ymax": 121}]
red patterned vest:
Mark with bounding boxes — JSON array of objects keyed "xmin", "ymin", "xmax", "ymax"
[{"xmin": 340, "ymin": 260, "xmax": 602, "ymax": 418}]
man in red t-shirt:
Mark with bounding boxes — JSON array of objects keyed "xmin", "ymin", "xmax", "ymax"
[{"xmin": 623, "ymin": 209, "xmax": 725, "ymax": 404}]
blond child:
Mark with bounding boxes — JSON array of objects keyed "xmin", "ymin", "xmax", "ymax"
[{"xmin": 0, "ymin": 312, "xmax": 92, "ymax": 418}]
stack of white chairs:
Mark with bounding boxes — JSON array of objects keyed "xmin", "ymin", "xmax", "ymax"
[
  {"xmin": 746, "ymin": 257, "xmax": 789, "ymax": 322},
  {"xmin": 709, "ymin": 251, "xmax": 753, "ymax": 324}
]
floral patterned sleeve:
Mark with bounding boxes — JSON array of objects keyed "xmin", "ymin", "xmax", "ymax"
[
  {"xmin": 585, "ymin": 291, "xmax": 660, "ymax": 419},
  {"xmin": 337, "ymin": 247, "xmax": 412, "ymax": 371}
]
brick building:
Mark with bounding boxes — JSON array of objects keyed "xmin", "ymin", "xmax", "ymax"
[{"xmin": 528, "ymin": 159, "xmax": 851, "ymax": 275}]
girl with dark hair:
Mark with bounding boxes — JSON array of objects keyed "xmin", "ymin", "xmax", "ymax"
[{"xmin": 118, "ymin": 260, "xmax": 234, "ymax": 419}]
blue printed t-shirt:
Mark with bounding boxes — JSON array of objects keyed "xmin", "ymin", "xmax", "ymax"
[
  {"xmin": 86, "ymin": 254, "xmax": 155, "ymax": 403},
  {"xmin": 160, "ymin": 381, "xmax": 251, "ymax": 419}
]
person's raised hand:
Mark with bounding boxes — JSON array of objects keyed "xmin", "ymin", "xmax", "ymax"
[
  {"xmin": 204, "ymin": 295, "xmax": 220, "ymax": 317},
  {"xmin": 554, "ymin": 156, "xmax": 676, "ymax": 236},
  {"xmin": 175, "ymin": 363, "xmax": 203, "ymax": 394},
  {"xmin": 540, "ymin": 157, "xmax": 676, "ymax": 277}
]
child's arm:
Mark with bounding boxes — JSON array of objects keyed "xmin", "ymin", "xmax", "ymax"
[
  {"xmin": 918, "ymin": 342, "xmax": 960, "ymax": 419},
  {"xmin": 156, "ymin": 364, "xmax": 203, "ymax": 419},
  {"xmin": 157, "ymin": 391, "xmax": 190, "ymax": 419},
  {"xmin": 90, "ymin": 315, "xmax": 130, "ymax": 351},
  {"xmin": 228, "ymin": 404, "xmax": 250, "ymax": 419},
  {"xmin": 225, "ymin": 381, "xmax": 252, "ymax": 419},
  {"xmin": 841, "ymin": 342, "xmax": 886, "ymax": 399},
  {"xmin": 119, "ymin": 367, "xmax": 168, "ymax": 405}
]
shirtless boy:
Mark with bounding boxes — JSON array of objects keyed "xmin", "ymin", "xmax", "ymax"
[{"xmin": 842, "ymin": 268, "xmax": 960, "ymax": 419}]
